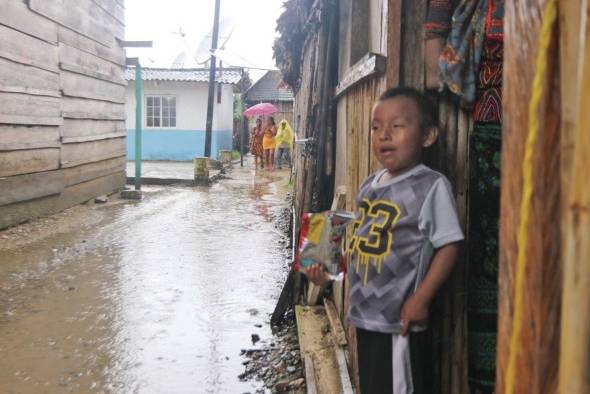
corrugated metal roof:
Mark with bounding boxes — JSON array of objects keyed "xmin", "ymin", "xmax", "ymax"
[
  {"xmin": 125, "ymin": 67, "xmax": 243, "ymax": 84},
  {"xmin": 245, "ymin": 70, "xmax": 294, "ymax": 102}
]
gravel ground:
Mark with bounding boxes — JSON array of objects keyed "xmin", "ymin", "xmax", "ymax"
[{"xmin": 238, "ymin": 196, "xmax": 306, "ymax": 394}]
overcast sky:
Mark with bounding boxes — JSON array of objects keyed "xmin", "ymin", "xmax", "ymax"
[{"xmin": 124, "ymin": 0, "xmax": 284, "ymax": 81}]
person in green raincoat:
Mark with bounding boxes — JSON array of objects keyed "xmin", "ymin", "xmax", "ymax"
[{"xmin": 275, "ymin": 119, "xmax": 294, "ymax": 170}]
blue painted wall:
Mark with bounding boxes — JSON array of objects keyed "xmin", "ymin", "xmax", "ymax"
[{"xmin": 126, "ymin": 129, "xmax": 233, "ymax": 161}]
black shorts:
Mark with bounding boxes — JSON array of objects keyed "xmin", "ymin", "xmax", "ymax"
[{"xmin": 356, "ymin": 328, "xmax": 434, "ymax": 394}]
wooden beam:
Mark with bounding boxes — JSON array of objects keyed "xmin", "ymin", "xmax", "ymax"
[
  {"xmin": 118, "ymin": 40, "xmax": 153, "ymax": 48},
  {"xmin": 497, "ymin": 1, "xmax": 561, "ymax": 392},
  {"xmin": 304, "ymin": 355, "xmax": 318, "ymax": 394},
  {"xmin": 399, "ymin": 0, "xmax": 426, "ymax": 88},
  {"xmin": 386, "ymin": 0, "xmax": 402, "ymax": 87},
  {"xmin": 334, "ymin": 346, "xmax": 354, "ymax": 393},
  {"xmin": 334, "ymin": 53, "xmax": 386, "ymax": 98},
  {"xmin": 558, "ymin": 2, "xmax": 590, "ymax": 392},
  {"xmin": 324, "ymin": 298, "xmax": 347, "ymax": 347}
]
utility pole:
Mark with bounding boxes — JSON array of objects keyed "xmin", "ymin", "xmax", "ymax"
[
  {"xmin": 204, "ymin": 0, "xmax": 221, "ymax": 158},
  {"xmin": 134, "ymin": 62, "xmax": 143, "ymax": 191}
]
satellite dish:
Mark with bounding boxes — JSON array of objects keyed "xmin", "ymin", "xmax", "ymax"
[
  {"xmin": 171, "ymin": 51, "xmax": 187, "ymax": 68},
  {"xmin": 194, "ymin": 18, "xmax": 235, "ymax": 64}
]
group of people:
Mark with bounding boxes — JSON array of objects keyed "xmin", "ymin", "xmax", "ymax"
[{"xmin": 248, "ymin": 117, "xmax": 294, "ymax": 171}]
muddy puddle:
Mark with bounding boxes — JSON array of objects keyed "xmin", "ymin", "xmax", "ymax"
[{"xmin": 0, "ymin": 167, "xmax": 292, "ymax": 394}]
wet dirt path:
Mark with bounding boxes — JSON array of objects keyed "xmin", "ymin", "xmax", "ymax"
[{"xmin": 0, "ymin": 167, "xmax": 291, "ymax": 394}]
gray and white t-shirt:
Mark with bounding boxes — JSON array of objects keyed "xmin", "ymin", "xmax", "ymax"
[{"xmin": 347, "ymin": 164, "xmax": 464, "ymax": 333}]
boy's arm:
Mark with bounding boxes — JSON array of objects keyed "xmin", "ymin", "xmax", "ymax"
[{"xmin": 400, "ymin": 242, "xmax": 460, "ymax": 336}]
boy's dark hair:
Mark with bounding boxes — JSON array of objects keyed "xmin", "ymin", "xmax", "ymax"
[{"xmin": 378, "ymin": 87, "xmax": 438, "ymax": 131}]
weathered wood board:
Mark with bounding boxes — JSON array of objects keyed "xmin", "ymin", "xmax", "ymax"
[
  {"xmin": 28, "ymin": 0, "xmax": 124, "ymax": 46},
  {"xmin": 295, "ymin": 306, "xmax": 348, "ymax": 394},
  {"xmin": 61, "ymin": 137, "xmax": 126, "ymax": 168},
  {"xmin": 0, "ymin": 170, "xmax": 64, "ymax": 206},
  {"xmin": 0, "ymin": 148, "xmax": 60, "ymax": 177},
  {"xmin": 59, "ymin": 43, "xmax": 125, "ymax": 85},
  {"xmin": 497, "ymin": 1, "xmax": 562, "ymax": 392},
  {"xmin": 0, "ymin": 0, "xmax": 58, "ymax": 44},
  {"xmin": 0, "ymin": 57, "xmax": 60, "ymax": 97},
  {"xmin": 0, "ymin": 126, "xmax": 61, "ymax": 151},
  {"xmin": 58, "ymin": 27, "xmax": 125, "ymax": 66},
  {"xmin": 62, "ymin": 156, "xmax": 126, "ymax": 187},
  {"xmin": 60, "ymin": 70, "xmax": 125, "ymax": 103},
  {"xmin": 61, "ymin": 119, "xmax": 125, "ymax": 139},
  {"xmin": 0, "ymin": 92, "xmax": 62, "ymax": 126},
  {"xmin": 0, "ymin": 24, "xmax": 58, "ymax": 73},
  {"xmin": 0, "ymin": 172, "xmax": 125, "ymax": 230},
  {"xmin": 62, "ymin": 97, "xmax": 125, "ymax": 120},
  {"xmin": 92, "ymin": 0, "xmax": 125, "ymax": 25}
]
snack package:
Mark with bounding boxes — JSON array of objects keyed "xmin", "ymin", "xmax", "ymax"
[{"xmin": 295, "ymin": 211, "xmax": 356, "ymax": 281}]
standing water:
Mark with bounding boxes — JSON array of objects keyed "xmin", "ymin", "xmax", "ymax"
[{"xmin": 0, "ymin": 168, "xmax": 290, "ymax": 393}]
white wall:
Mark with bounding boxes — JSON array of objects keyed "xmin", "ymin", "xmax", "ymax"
[{"xmin": 125, "ymin": 80, "xmax": 234, "ymax": 130}]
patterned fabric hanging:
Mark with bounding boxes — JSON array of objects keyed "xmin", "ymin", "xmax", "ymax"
[
  {"xmin": 468, "ymin": 1, "xmax": 504, "ymax": 392},
  {"xmin": 438, "ymin": 0, "xmax": 488, "ymax": 106}
]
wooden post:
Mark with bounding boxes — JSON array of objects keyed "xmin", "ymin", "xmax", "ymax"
[
  {"xmin": 497, "ymin": 1, "xmax": 561, "ymax": 392},
  {"xmin": 558, "ymin": 3, "xmax": 590, "ymax": 392},
  {"xmin": 134, "ymin": 63, "xmax": 142, "ymax": 191},
  {"xmin": 204, "ymin": 0, "xmax": 221, "ymax": 158}
]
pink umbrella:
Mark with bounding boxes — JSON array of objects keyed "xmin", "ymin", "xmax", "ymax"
[{"xmin": 243, "ymin": 102, "xmax": 279, "ymax": 118}]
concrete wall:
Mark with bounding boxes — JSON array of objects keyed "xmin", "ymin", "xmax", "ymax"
[
  {"xmin": 125, "ymin": 80, "xmax": 234, "ymax": 160},
  {"xmin": 0, "ymin": 0, "xmax": 126, "ymax": 230}
]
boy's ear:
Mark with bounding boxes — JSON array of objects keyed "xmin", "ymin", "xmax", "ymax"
[{"xmin": 422, "ymin": 126, "xmax": 438, "ymax": 148}]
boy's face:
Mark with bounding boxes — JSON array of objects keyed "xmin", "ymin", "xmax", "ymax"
[{"xmin": 371, "ymin": 97, "xmax": 437, "ymax": 176}]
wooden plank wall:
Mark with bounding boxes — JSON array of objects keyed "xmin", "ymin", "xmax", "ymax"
[
  {"xmin": 0, "ymin": 0, "xmax": 126, "ymax": 229},
  {"xmin": 558, "ymin": 1, "xmax": 590, "ymax": 393},
  {"xmin": 290, "ymin": 0, "xmax": 472, "ymax": 392},
  {"xmin": 337, "ymin": 1, "xmax": 471, "ymax": 393},
  {"xmin": 497, "ymin": 0, "xmax": 561, "ymax": 392}
]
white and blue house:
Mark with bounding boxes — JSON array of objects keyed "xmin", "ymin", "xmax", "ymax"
[{"xmin": 125, "ymin": 68, "xmax": 242, "ymax": 161}]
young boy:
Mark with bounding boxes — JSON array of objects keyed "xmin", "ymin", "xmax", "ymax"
[{"xmin": 306, "ymin": 87, "xmax": 463, "ymax": 393}]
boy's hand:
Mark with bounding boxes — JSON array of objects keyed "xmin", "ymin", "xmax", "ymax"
[
  {"xmin": 303, "ymin": 264, "xmax": 331, "ymax": 287},
  {"xmin": 400, "ymin": 295, "xmax": 429, "ymax": 337}
]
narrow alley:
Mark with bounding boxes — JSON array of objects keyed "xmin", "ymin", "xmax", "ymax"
[{"xmin": 0, "ymin": 168, "xmax": 291, "ymax": 394}]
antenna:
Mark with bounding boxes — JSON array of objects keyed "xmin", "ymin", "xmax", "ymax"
[
  {"xmin": 194, "ymin": 18, "xmax": 235, "ymax": 64},
  {"xmin": 171, "ymin": 52, "xmax": 187, "ymax": 68}
]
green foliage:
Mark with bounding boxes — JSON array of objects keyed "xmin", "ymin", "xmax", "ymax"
[
  {"xmin": 273, "ymin": 0, "xmax": 314, "ymax": 92},
  {"xmin": 233, "ymin": 95, "xmax": 244, "ymax": 122}
]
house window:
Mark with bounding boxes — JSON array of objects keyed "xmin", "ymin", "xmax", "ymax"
[
  {"xmin": 350, "ymin": 0, "xmax": 369, "ymax": 65},
  {"xmin": 146, "ymin": 96, "xmax": 176, "ymax": 128}
]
